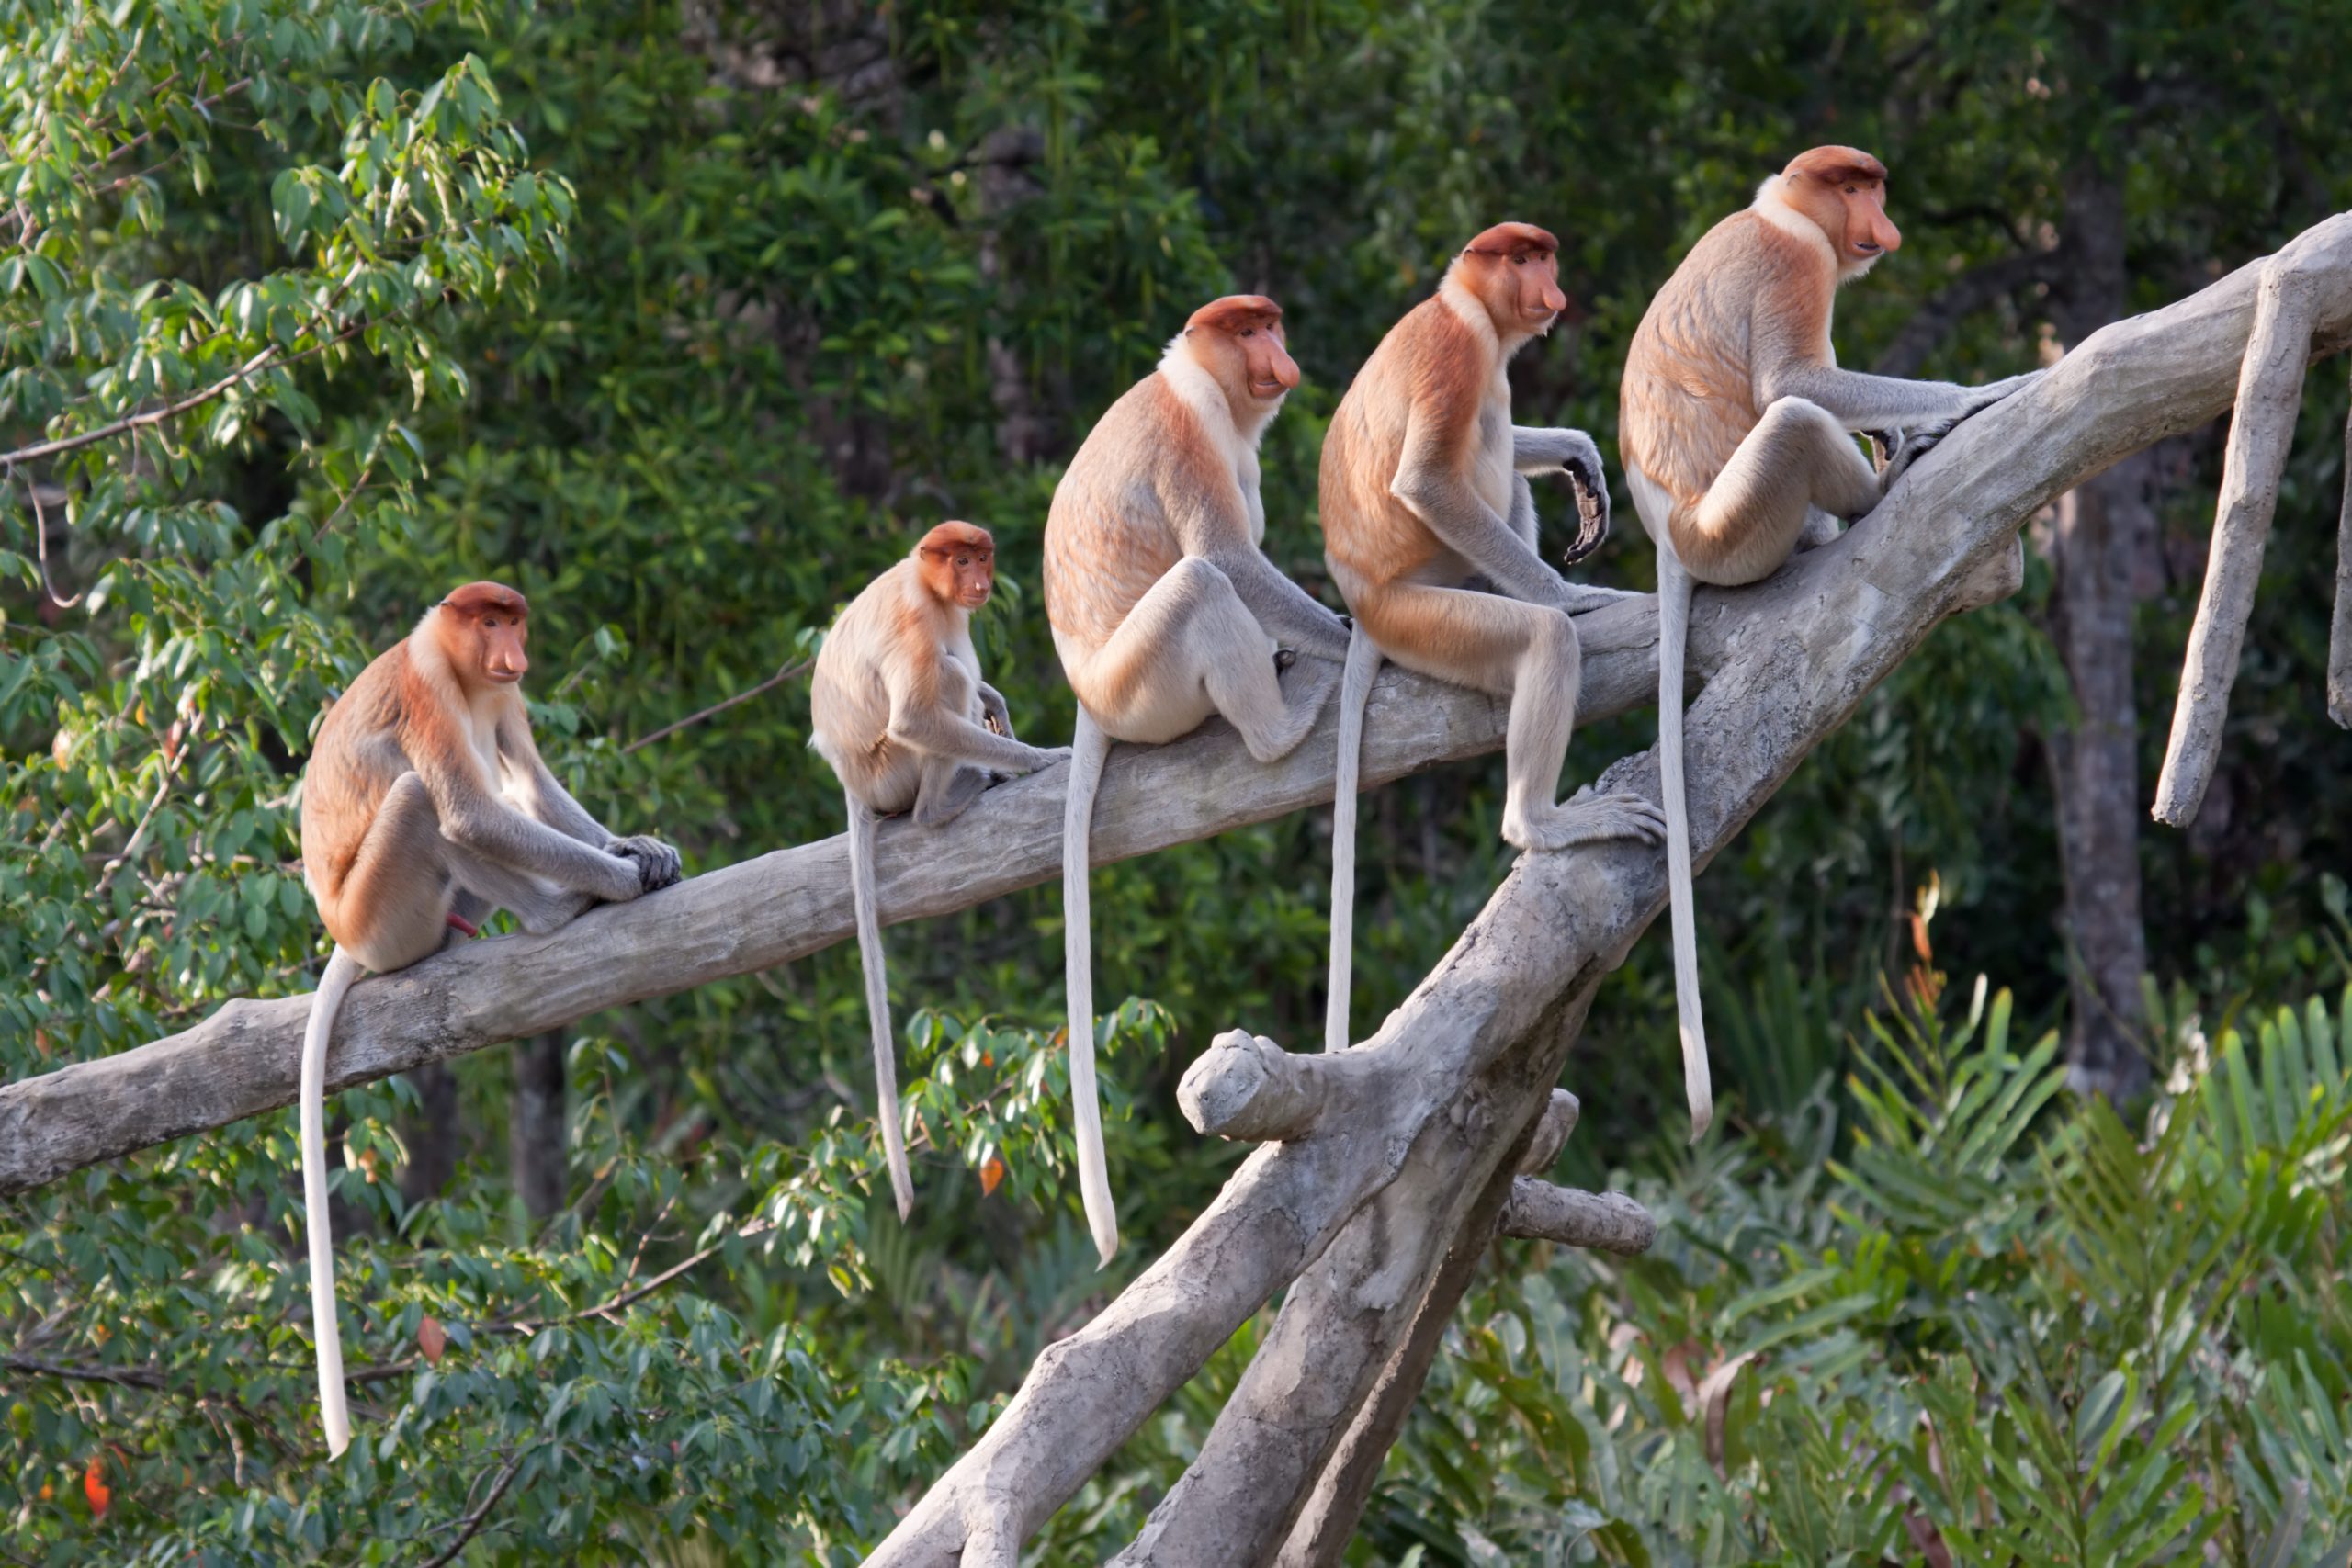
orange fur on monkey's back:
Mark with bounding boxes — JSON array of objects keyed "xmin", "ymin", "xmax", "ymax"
[
  {"xmin": 1319, "ymin": 294, "xmax": 1488, "ymax": 593},
  {"xmin": 1044, "ymin": 372, "xmax": 1198, "ymax": 662},
  {"xmin": 299, "ymin": 638, "xmax": 470, "ymax": 910},
  {"xmin": 1622, "ymin": 209, "xmax": 1833, "ymax": 519}
]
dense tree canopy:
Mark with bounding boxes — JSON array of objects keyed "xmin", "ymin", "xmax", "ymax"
[{"xmin": 4, "ymin": 2, "xmax": 2348, "ymax": 1562}]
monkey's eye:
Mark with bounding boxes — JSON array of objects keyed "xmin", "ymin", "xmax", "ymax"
[
  {"xmin": 1846, "ymin": 186, "xmax": 1859, "ymax": 195},
  {"xmin": 1239, "ymin": 327, "xmax": 1255, "ymax": 337}
]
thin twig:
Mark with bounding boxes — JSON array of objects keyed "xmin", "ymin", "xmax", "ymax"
[
  {"xmin": 8, "ymin": 467, "xmax": 80, "ymax": 609},
  {"xmin": 415, "ymin": 1448, "xmax": 529, "ymax": 1568},
  {"xmin": 89, "ymin": 755, "xmax": 177, "ymax": 902},
  {"xmin": 620, "ymin": 660, "xmax": 811, "ymax": 754}
]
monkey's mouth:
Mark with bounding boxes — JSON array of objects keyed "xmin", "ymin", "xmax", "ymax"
[
  {"xmin": 1852, "ymin": 241, "xmax": 1884, "ymax": 256},
  {"xmin": 485, "ymin": 668, "xmax": 525, "ymax": 683},
  {"xmin": 1250, "ymin": 378, "xmax": 1288, "ymax": 399}
]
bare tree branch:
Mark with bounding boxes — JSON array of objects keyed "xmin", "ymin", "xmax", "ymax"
[
  {"xmin": 2156, "ymin": 243, "xmax": 2330, "ymax": 822},
  {"xmin": 1, "ymin": 610, "xmax": 1668, "ymax": 1195}
]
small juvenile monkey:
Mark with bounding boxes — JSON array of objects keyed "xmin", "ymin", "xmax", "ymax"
[
  {"xmin": 1619, "ymin": 146, "xmax": 2041, "ymax": 1138},
  {"xmin": 298, "ymin": 583, "xmax": 681, "ymax": 1455},
  {"xmin": 1046, "ymin": 294, "xmax": 1351, "ymax": 1262},
  {"xmin": 809, "ymin": 521, "xmax": 1065, "ymax": 1223},
  {"xmin": 1320, "ymin": 223, "xmax": 1664, "ymax": 1054}
]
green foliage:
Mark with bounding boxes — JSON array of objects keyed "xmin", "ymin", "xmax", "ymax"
[
  {"xmin": 5, "ymin": 0, "xmax": 2352, "ymax": 1560},
  {"xmin": 1340, "ymin": 978, "xmax": 2352, "ymax": 1566}
]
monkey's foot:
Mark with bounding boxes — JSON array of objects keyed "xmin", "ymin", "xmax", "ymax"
[{"xmin": 1502, "ymin": 791, "xmax": 1668, "ymax": 853}]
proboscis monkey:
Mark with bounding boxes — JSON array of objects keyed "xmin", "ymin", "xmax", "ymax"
[
  {"xmin": 1045, "ymin": 293, "xmax": 1351, "ymax": 1262},
  {"xmin": 1619, "ymin": 146, "xmax": 2042, "ymax": 1138},
  {"xmin": 297, "ymin": 583, "xmax": 681, "ymax": 1455},
  {"xmin": 1320, "ymin": 222, "xmax": 1665, "ymax": 1055},
  {"xmin": 809, "ymin": 521, "xmax": 1067, "ymax": 1223}
]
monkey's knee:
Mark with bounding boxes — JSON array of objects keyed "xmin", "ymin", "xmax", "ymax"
[{"xmin": 1528, "ymin": 605, "xmax": 1580, "ymax": 682}]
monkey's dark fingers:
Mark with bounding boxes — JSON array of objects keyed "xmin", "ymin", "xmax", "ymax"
[
  {"xmin": 1560, "ymin": 461, "xmax": 1611, "ymax": 566},
  {"xmin": 611, "ymin": 837, "xmax": 683, "ymax": 893}
]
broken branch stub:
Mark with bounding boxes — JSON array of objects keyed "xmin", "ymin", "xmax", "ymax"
[{"xmin": 1499, "ymin": 1179, "xmax": 1658, "ymax": 1255}]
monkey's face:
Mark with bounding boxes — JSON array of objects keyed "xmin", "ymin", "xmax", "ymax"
[
  {"xmin": 1781, "ymin": 149, "xmax": 1901, "ymax": 277},
  {"xmin": 436, "ymin": 582, "xmax": 531, "ymax": 688},
  {"xmin": 1199, "ymin": 318, "xmax": 1298, "ymax": 409},
  {"xmin": 1461, "ymin": 223, "xmax": 1569, "ymax": 335},
  {"xmin": 476, "ymin": 611, "xmax": 529, "ymax": 685},
  {"xmin": 919, "ymin": 525, "xmax": 997, "ymax": 610}
]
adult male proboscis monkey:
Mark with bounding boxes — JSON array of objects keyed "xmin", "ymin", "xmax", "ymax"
[
  {"xmin": 1619, "ymin": 146, "xmax": 2041, "ymax": 1138},
  {"xmin": 1320, "ymin": 222, "xmax": 1665, "ymax": 1055},
  {"xmin": 809, "ymin": 520, "xmax": 1067, "ymax": 1221},
  {"xmin": 297, "ymin": 582, "xmax": 682, "ymax": 1455},
  {"xmin": 1045, "ymin": 293, "xmax": 1351, "ymax": 1262}
]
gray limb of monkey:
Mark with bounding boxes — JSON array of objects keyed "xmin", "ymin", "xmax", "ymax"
[
  {"xmin": 1161, "ymin": 481, "xmax": 1352, "ymax": 663},
  {"xmin": 911, "ymin": 754, "xmax": 994, "ymax": 829},
  {"xmin": 1762, "ymin": 360, "xmax": 2044, "ymax": 433},
  {"xmin": 884, "ymin": 677, "xmax": 1068, "ymax": 776},
  {"xmin": 493, "ymin": 709, "xmax": 679, "ymax": 889},
  {"xmin": 1498, "ymin": 476, "xmax": 1643, "ymax": 615},
  {"xmin": 1364, "ymin": 581, "xmax": 1663, "ymax": 853},
  {"xmin": 1674, "ymin": 397, "xmax": 1886, "ymax": 588},
  {"xmin": 1081, "ymin": 556, "xmax": 1339, "ymax": 761},
  {"xmin": 415, "ymin": 744, "xmax": 642, "ymax": 905},
  {"xmin": 1392, "ymin": 425, "xmax": 1579, "ymax": 614}
]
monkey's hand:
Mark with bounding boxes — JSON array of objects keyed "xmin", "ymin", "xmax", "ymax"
[
  {"xmin": 1521, "ymin": 429, "xmax": 1612, "ymax": 565},
  {"xmin": 1871, "ymin": 423, "xmax": 1954, "ymax": 491},
  {"xmin": 1011, "ymin": 743, "xmax": 1073, "ymax": 776},
  {"xmin": 978, "ymin": 682, "xmax": 1017, "ymax": 741},
  {"xmin": 1965, "ymin": 368, "xmax": 2045, "ymax": 411},
  {"xmin": 1555, "ymin": 583, "xmax": 1645, "ymax": 615},
  {"xmin": 607, "ymin": 835, "xmax": 684, "ymax": 893}
]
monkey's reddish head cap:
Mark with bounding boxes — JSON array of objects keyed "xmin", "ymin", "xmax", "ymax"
[
  {"xmin": 1464, "ymin": 221, "xmax": 1559, "ymax": 256},
  {"xmin": 1783, "ymin": 146, "xmax": 1888, "ymax": 186},
  {"xmin": 919, "ymin": 520, "xmax": 994, "ymax": 555},
  {"xmin": 440, "ymin": 581, "xmax": 528, "ymax": 618},
  {"xmin": 1186, "ymin": 295, "xmax": 1283, "ymax": 334}
]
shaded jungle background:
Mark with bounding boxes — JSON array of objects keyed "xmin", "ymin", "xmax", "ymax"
[{"xmin": 4, "ymin": 1, "xmax": 2349, "ymax": 1562}]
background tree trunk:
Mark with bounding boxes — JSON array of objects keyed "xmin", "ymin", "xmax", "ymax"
[
  {"xmin": 2046, "ymin": 159, "xmax": 2156, "ymax": 1100},
  {"xmin": 510, "ymin": 1031, "xmax": 568, "ymax": 1220},
  {"xmin": 398, "ymin": 1061, "xmax": 460, "ymax": 1207}
]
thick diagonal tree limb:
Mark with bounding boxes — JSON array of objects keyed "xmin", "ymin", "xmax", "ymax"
[
  {"xmin": 4, "ymin": 608, "xmax": 1670, "ymax": 1197},
  {"xmin": 1273, "ymin": 1106, "xmax": 1541, "ymax": 1568},
  {"xmin": 865, "ymin": 214, "xmax": 2352, "ymax": 1568}
]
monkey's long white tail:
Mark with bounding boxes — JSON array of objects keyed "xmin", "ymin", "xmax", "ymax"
[
  {"xmin": 1324, "ymin": 626, "xmax": 1385, "ymax": 1054},
  {"xmin": 1062, "ymin": 707, "xmax": 1119, "ymax": 1266},
  {"xmin": 300, "ymin": 944, "xmax": 362, "ymax": 1458},
  {"xmin": 1656, "ymin": 545, "xmax": 1714, "ymax": 1142},
  {"xmin": 847, "ymin": 795, "xmax": 915, "ymax": 1222}
]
